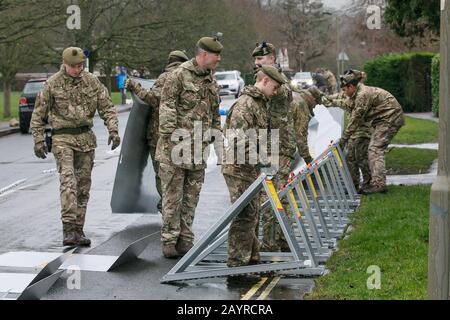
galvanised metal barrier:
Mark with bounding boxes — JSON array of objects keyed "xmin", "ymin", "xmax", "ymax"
[{"xmin": 161, "ymin": 141, "xmax": 360, "ymax": 283}]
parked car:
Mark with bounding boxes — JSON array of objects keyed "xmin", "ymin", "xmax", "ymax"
[
  {"xmin": 19, "ymin": 78, "xmax": 47, "ymax": 134},
  {"xmin": 290, "ymin": 72, "xmax": 314, "ymax": 89},
  {"xmin": 215, "ymin": 71, "xmax": 245, "ymax": 98}
]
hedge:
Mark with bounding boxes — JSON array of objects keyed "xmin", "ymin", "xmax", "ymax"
[
  {"xmin": 364, "ymin": 52, "xmax": 435, "ymax": 113},
  {"xmin": 432, "ymin": 54, "xmax": 439, "ymax": 116}
]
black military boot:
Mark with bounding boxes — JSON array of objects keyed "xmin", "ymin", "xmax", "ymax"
[
  {"xmin": 63, "ymin": 224, "xmax": 78, "ymax": 246},
  {"xmin": 157, "ymin": 201, "xmax": 162, "ymax": 214},
  {"xmin": 75, "ymin": 226, "xmax": 91, "ymax": 247},
  {"xmin": 362, "ymin": 184, "xmax": 387, "ymax": 195},
  {"xmin": 162, "ymin": 244, "xmax": 179, "ymax": 259},
  {"xmin": 227, "ymin": 274, "xmax": 261, "ymax": 285},
  {"xmin": 175, "ymin": 239, "xmax": 193, "ymax": 256}
]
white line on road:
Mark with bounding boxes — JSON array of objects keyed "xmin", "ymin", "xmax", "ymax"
[
  {"xmin": 0, "ymin": 179, "xmax": 28, "ymax": 196},
  {"xmin": 42, "ymin": 169, "xmax": 57, "ymax": 174}
]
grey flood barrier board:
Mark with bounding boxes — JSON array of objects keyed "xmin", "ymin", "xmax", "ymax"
[
  {"xmin": 0, "ymin": 234, "xmax": 154, "ymax": 272},
  {"xmin": 111, "ymin": 89, "xmax": 160, "ymax": 214}
]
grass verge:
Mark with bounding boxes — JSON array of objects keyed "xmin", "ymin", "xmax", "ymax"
[
  {"xmin": 386, "ymin": 148, "xmax": 437, "ymax": 175},
  {"xmin": 344, "ymin": 115, "xmax": 437, "ymax": 145},
  {"xmin": 111, "ymin": 92, "xmax": 131, "ymax": 106},
  {"xmin": 391, "ymin": 116, "xmax": 438, "ymax": 145},
  {"xmin": 0, "ymin": 92, "xmax": 21, "ymax": 121},
  {"xmin": 307, "ymin": 185, "xmax": 430, "ymax": 300}
]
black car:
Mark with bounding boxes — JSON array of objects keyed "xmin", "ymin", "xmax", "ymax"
[{"xmin": 18, "ymin": 78, "xmax": 47, "ymax": 133}]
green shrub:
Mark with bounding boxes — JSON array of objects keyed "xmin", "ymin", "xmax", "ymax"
[
  {"xmin": 431, "ymin": 54, "xmax": 440, "ymax": 117},
  {"xmin": 364, "ymin": 52, "xmax": 435, "ymax": 113}
]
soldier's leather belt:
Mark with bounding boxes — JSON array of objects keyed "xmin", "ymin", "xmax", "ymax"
[{"xmin": 52, "ymin": 126, "xmax": 90, "ymax": 135}]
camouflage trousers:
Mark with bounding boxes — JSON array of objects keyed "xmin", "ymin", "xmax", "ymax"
[
  {"xmin": 149, "ymin": 145, "xmax": 162, "ymax": 199},
  {"xmin": 53, "ymin": 146, "xmax": 95, "ymax": 228},
  {"xmin": 223, "ymin": 173, "xmax": 261, "ymax": 267},
  {"xmin": 159, "ymin": 163, "xmax": 205, "ymax": 245},
  {"xmin": 345, "ymin": 137, "xmax": 371, "ymax": 190},
  {"xmin": 369, "ymin": 115, "xmax": 405, "ymax": 187},
  {"xmin": 261, "ymin": 156, "xmax": 294, "ymax": 252}
]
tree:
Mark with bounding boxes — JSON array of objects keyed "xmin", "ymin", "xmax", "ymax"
[
  {"xmin": 0, "ymin": 0, "xmax": 64, "ymax": 118},
  {"xmin": 277, "ymin": 0, "xmax": 333, "ymax": 71},
  {"xmin": 0, "ymin": 0, "xmax": 271, "ymax": 107},
  {"xmin": 384, "ymin": 0, "xmax": 440, "ymax": 39},
  {"xmin": 0, "ymin": 39, "xmax": 46, "ymax": 118},
  {"xmin": 0, "ymin": 0, "xmax": 64, "ymax": 44}
]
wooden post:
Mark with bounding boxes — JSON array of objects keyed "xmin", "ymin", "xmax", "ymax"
[{"xmin": 428, "ymin": 0, "xmax": 450, "ymax": 300}]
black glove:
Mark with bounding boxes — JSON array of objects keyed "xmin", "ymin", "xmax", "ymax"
[
  {"xmin": 108, "ymin": 131, "xmax": 121, "ymax": 150},
  {"xmin": 338, "ymin": 139, "xmax": 347, "ymax": 151},
  {"xmin": 34, "ymin": 141, "xmax": 48, "ymax": 159},
  {"xmin": 304, "ymin": 155, "xmax": 313, "ymax": 164}
]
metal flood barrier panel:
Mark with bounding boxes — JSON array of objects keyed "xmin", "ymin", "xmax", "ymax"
[
  {"xmin": 161, "ymin": 141, "xmax": 359, "ymax": 283},
  {"xmin": 0, "ymin": 248, "xmax": 76, "ymax": 300},
  {"xmin": 111, "ymin": 89, "xmax": 160, "ymax": 214},
  {"xmin": 0, "ymin": 234, "xmax": 154, "ymax": 299},
  {"xmin": 0, "ymin": 234, "xmax": 153, "ymax": 272}
]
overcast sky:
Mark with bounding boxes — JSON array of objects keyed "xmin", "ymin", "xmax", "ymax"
[{"xmin": 322, "ymin": 0, "xmax": 352, "ymax": 9}]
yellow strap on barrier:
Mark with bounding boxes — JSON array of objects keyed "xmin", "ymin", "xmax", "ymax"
[
  {"xmin": 266, "ymin": 180, "xmax": 284, "ymax": 211},
  {"xmin": 298, "ymin": 185, "xmax": 309, "ymax": 209},
  {"xmin": 289, "ymin": 190, "xmax": 302, "ymax": 219},
  {"xmin": 333, "ymin": 147, "xmax": 343, "ymax": 168},
  {"xmin": 316, "ymin": 172, "xmax": 325, "ymax": 191},
  {"xmin": 307, "ymin": 174, "xmax": 318, "ymax": 199}
]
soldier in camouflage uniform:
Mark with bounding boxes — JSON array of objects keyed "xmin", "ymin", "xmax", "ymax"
[
  {"xmin": 323, "ymin": 68, "xmax": 337, "ymax": 94},
  {"xmin": 251, "ymin": 42, "xmax": 297, "ymax": 252},
  {"xmin": 125, "ymin": 50, "xmax": 189, "ymax": 210},
  {"xmin": 339, "ymin": 70, "xmax": 405, "ymax": 194},
  {"xmin": 291, "ymin": 86, "xmax": 325, "ymax": 164},
  {"xmin": 222, "ymin": 65, "xmax": 286, "ymax": 282},
  {"xmin": 30, "ymin": 47, "xmax": 120, "ymax": 246},
  {"xmin": 156, "ymin": 37, "xmax": 223, "ymax": 258},
  {"xmin": 323, "ymin": 89, "xmax": 372, "ymax": 191}
]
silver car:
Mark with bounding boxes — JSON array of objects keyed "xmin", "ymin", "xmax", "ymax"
[
  {"xmin": 290, "ymin": 72, "xmax": 314, "ymax": 89},
  {"xmin": 215, "ymin": 70, "xmax": 245, "ymax": 98}
]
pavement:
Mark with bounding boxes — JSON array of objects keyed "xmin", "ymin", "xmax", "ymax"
[
  {"xmin": 387, "ymin": 159, "xmax": 438, "ymax": 186},
  {"xmin": 386, "ymin": 114, "xmax": 439, "ymax": 185},
  {"xmin": 0, "ymin": 122, "xmax": 20, "ymax": 137},
  {"xmin": 405, "ymin": 112, "xmax": 439, "ymax": 123}
]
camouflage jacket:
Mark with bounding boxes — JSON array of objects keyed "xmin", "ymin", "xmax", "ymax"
[
  {"xmin": 324, "ymin": 92, "xmax": 372, "ymax": 139},
  {"xmin": 268, "ymin": 84, "xmax": 296, "ymax": 159},
  {"xmin": 222, "ymin": 86, "xmax": 269, "ymax": 182},
  {"xmin": 323, "ymin": 70, "xmax": 337, "ymax": 89},
  {"xmin": 341, "ymin": 84, "xmax": 403, "ymax": 142},
  {"xmin": 30, "ymin": 65, "xmax": 118, "ymax": 152},
  {"xmin": 129, "ymin": 61, "xmax": 182, "ymax": 147},
  {"xmin": 291, "ymin": 91, "xmax": 313, "ymax": 161},
  {"xmin": 156, "ymin": 58, "xmax": 221, "ymax": 169}
]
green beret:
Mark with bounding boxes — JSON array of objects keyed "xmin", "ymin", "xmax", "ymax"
[
  {"xmin": 260, "ymin": 65, "xmax": 286, "ymax": 85},
  {"xmin": 351, "ymin": 69, "xmax": 366, "ymax": 82},
  {"xmin": 252, "ymin": 42, "xmax": 275, "ymax": 57},
  {"xmin": 168, "ymin": 50, "xmax": 189, "ymax": 62},
  {"xmin": 62, "ymin": 47, "xmax": 86, "ymax": 65},
  {"xmin": 306, "ymin": 86, "xmax": 324, "ymax": 101},
  {"xmin": 299, "ymin": 90, "xmax": 318, "ymax": 109},
  {"xmin": 340, "ymin": 72, "xmax": 359, "ymax": 87},
  {"xmin": 197, "ymin": 37, "xmax": 223, "ymax": 54}
]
